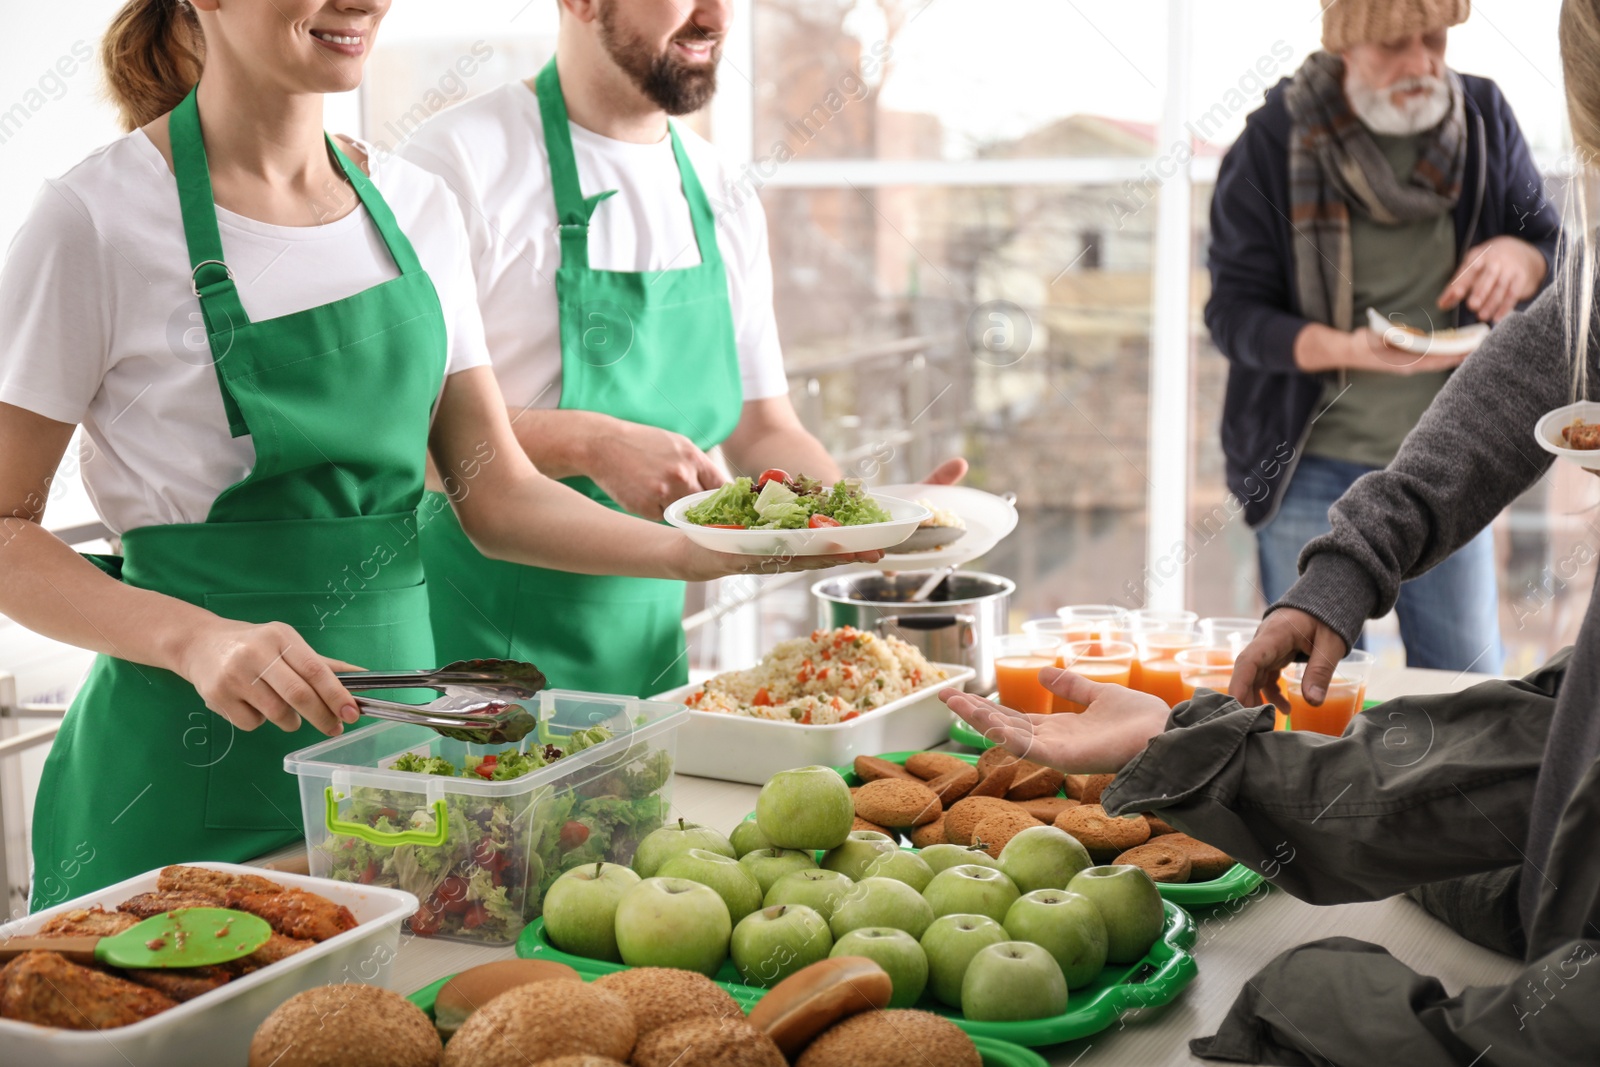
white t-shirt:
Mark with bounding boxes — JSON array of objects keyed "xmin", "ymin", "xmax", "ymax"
[
  {"xmin": 0, "ymin": 131, "xmax": 491, "ymax": 535},
  {"xmin": 399, "ymin": 82, "xmax": 789, "ymax": 412}
]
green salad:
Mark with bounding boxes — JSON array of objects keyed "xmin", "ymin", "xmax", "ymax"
[
  {"xmin": 684, "ymin": 470, "xmax": 892, "ymax": 530},
  {"xmin": 324, "ymin": 726, "xmax": 672, "ymax": 944}
]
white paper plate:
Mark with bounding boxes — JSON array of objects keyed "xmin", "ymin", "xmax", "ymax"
[
  {"xmin": 1535, "ymin": 401, "xmax": 1600, "ymax": 470},
  {"xmin": 872, "ymin": 483, "xmax": 1019, "ymax": 567},
  {"xmin": 664, "ymin": 489, "xmax": 928, "ymax": 556},
  {"xmin": 1366, "ymin": 307, "xmax": 1490, "ymax": 358}
]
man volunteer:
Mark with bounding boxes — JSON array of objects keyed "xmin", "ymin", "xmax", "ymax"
[
  {"xmin": 404, "ymin": 0, "xmax": 961, "ymax": 697},
  {"xmin": 1205, "ymin": 0, "xmax": 1558, "ymax": 670}
]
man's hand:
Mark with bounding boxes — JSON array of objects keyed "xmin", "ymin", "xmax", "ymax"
[
  {"xmin": 1293, "ymin": 324, "xmax": 1465, "ymax": 376},
  {"xmin": 1228, "ymin": 607, "xmax": 1349, "ymax": 708},
  {"xmin": 1439, "ymin": 236, "xmax": 1547, "ymax": 324},
  {"xmin": 941, "ymin": 669, "xmax": 1171, "ymax": 774},
  {"xmin": 921, "ymin": 458, "xmax": 968, "ymax": 485},
  {"xmin": 589, "ymin": 420, "xmax": 728, "ymax": 520}
]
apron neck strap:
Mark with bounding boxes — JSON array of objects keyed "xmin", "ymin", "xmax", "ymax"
[{"xmin": 533, "ymin": 58, "xmax": 722, "ymax": 270}]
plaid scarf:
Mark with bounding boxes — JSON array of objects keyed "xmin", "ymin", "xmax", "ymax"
[{"xmin": 1283, "ymin": 51, "xmax": 1467, "ymax": 331}]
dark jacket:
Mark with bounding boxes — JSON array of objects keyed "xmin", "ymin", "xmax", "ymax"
[{"xmin": 1204, "ymin": 72, "xmax": 1561, "ymax": 527}]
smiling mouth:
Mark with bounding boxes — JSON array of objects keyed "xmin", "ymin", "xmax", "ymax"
[{"xmin": 311, "ymin": 29, "xmax": 364, "ymax": 46}]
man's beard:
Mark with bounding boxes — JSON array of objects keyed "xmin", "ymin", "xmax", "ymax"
[
  {"xmin": 1345, "ymin": 71, "xmax": 1452, "ymax": 136},
  {"xmin": 596, "ymin": 2, "xmax": 721, "ymax": 116}
]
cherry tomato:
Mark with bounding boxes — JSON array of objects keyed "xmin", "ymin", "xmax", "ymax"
[
  {"xmin": 471, "ymin": 840, "xmax": 500, "ymax": 868},
  {"xmin": 808, "ymin": 514, "xmax": 842, "ymax": 529},
  {"xmin": 559, "ymin": 821, "xmax": 591, "ymax": 851},
  {"xmin": 474, "ymin": 762, "xmax": 497, "ymax": 780},
  {"xmin": 480, "ymin": 754, "xmax": 498, "ymax": 764},
  {"xmin": 756, "ymin": 468, "xmax": 790, "ymax": 488},
  {"xmin": 358, "ymin": 860, "xmax": 379, "ymax": 885},
  {"xmin": 462, "ymin": 903, "xmax": 490, "ymax": 930},
  {"xmin": 437, "ymin": 875, "xmax": 470, "ymax": 914},
  {"xmin": 706, "ymin": 524, "xmax": 746, "ymax": 530},
  {"xmin": 408, "ymin": 906, "xmax": 442, "ymax": 936},
  {"xmin": 374, "ymin": 807, "xmax": 399, "ymax": 821}
]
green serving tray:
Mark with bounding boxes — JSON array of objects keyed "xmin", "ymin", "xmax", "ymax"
[
  {"xmin": 407, "ymin": 974, "xmax": 1048, "ymax": 1066},
  {"xmin": 846, "ymin": 749, "xmax": 1266, "ymax": 907},
  {"xmin": 513, "ymin": 900, "xmax": 1195, "ymax": 1048}
]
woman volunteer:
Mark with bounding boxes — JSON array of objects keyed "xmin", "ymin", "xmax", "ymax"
[{"xmin": 0, "ymin": 0, "xmax": 876, "ymax": 908}]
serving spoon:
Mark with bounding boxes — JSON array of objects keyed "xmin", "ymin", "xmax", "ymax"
[{"xmin": 0, "ymin": 908, "xmax": 272, "ymax": 969}]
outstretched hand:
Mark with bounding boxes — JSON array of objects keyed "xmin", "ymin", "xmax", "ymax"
[{"xmin": 940, "ymin": 667, "xmax": 1171, "ymax": 775}]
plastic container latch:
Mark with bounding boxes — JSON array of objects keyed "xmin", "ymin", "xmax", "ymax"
[{"xmin": 323, "ymin": 785, "xmax": 449, "ymax": 847}]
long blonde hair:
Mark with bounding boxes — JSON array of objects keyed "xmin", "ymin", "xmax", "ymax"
[
  {"xmin": 1561, "ymin": 0, "xmax": 1600, "ymax": 400},
  {"xmin": 101, "ymin": 0, "xmax": 205, "ymax": 131}
]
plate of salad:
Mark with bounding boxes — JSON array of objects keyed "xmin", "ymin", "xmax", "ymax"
[{"xmin": 665, "ymin": 469, "xmax": 929, "ymax": 555}]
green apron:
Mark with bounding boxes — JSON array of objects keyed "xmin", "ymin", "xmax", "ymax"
[
  {"xmin": 29, "ymin": 88, "xmax": 447, "ymax": 909},
  {"xmin": 419, "ymin": 57, "xmax": 742, "ymax": 698}
]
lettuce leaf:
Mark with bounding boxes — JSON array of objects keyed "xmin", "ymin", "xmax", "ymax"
[{"xmin": 683, "ymin": 478, "xmax": 760, "ymax": 527}]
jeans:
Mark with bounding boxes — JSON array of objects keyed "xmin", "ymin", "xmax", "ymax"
[{"xmin": 1257, "ymin": 453, "xmax": 1504, "ymax": 673}]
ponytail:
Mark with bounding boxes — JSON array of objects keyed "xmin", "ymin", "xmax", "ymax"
[{"xmin": 101, "ymin": 0, "xmax": 204, "ymax": 131}]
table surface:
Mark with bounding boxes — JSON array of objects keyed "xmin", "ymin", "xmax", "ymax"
[{"xmin": 254, "ymin": 665, "xmax": 1525, "ymax": 1066}]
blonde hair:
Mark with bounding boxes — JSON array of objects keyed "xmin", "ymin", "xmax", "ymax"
[{"xmin": 101, "ymin": 0, "xmax": 204, "ymax": 132}]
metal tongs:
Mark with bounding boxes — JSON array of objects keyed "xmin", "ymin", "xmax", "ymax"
[{"xmin": 336, "ymin": 659, "xmax": 548, "ymax": 745}]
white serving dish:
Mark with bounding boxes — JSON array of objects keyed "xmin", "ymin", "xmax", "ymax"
[
  {"xmin": 656, "ymin": 662, "xmax": 975, "ymax": 784},
  {"xmin": 871, "ymin": 483, "xmax": 1019, "ymax": 567},
  {"xmin": 1534, "ymin": 401, "xmax": 1600, "ymax": 470},
  {"xmin": 0, "ymin": 861, "xmax": 417, "ymax": 1067},
  {"xmin": 664, "ymin": 490, "xmax": 929, "ymax": 556},
  {"xmin": 1366, "ymin": 306, "xmax": 1490, "ymax": 357}
]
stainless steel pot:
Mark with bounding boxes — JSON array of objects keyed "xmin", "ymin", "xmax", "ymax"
[{"xmin": 811, "ymin": 571, "xmax": 1014, "ymax": 693}]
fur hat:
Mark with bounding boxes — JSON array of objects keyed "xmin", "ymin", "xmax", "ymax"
[{"xmin": 1322, "ymin": 0, "xmax": 1469, "ymax": 53}]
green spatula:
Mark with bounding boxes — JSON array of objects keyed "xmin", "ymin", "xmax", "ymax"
[{"xmin": 0, "ymin": 907, "xmax": 273, "ymax": 969}]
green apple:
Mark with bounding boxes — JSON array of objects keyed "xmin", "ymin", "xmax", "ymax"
[
  {"xmin": 756, "ymin": 766, "xmax": 854, "ymax": 850},
  {"xmin": 821, "ymin": 831, "xmax": 898, "ymax": 881},
  {"xmin": 614, "ymin": 876, "xmax": 732, "ymax": 976},
  {"xmin": 829, "ymin": 876, "xmax": 934, "ymax": 940},
  {"xmin": 999, "ymin": 825, "xmax": 1093, "ymax": 893},
  {"xmin": 922, "ymin": 864, "xmax": 1021, "ymax": 924},
  {"xmin": 739, "ymin": 847, "xmax": 818, "ymax": 895},
  {"xmin": 541, "ymin": 861, "xmax": 641, "ymax": 962},
  {"xmin": 1066, "ymin": 865, "xmax": 1165, "ymax": 964},
  {"xmin": 863, "ymin": 849, "xmax": 935, "ymax": 893},
  {"xmin": 920, "ymin": 842, "xmax": 1005, "ymax": 875},
  {"xmin": 730, "ymin": 818, "xmax": 773, "ymax": 858},
  {"xmin": 731, "ymin": 904, "xmax": 833, "ymax": 987},
  {"xmin": 830, "ymin": 927, "xmax": 928, "ymax": 1008},
  {"xmin": 961, "ymin": 941, "xmax": 1068, "ymax": 1022},
  {"xmin": 919, "ymin": 913, "xmax": 1007, "ymax": 1008},
  {"xmin": 632, "ymin": 818, "xmax": 736, "ymax": 879},
  {"xmin": 1003, "ymin": 889, "xmax": 1108, "ymax": 989},
  {"xmin": 764, "ymin": 868, "xmax": 855, "ymax": 921},
  {"xmin": 658, "ymin": 848, "xmax": 764, "ymax": 925}
]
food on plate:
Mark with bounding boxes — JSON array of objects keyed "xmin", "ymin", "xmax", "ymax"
[
  {"xmin": 966, "ymin": 758, "xmax": 1018, "ymax": 799},
  {"xmin": 920, "ymin": 913, "xmax": 1007, "ymax": 1008},
  {"xmin": 851, "ymin": 778, "xmax": 941, "ymax": 829},
  {"xmin": 1145, "ymin": 812, "xmax": 1178, "ymax": 836},
  {"xmin": 738, "ymin": 847, "xmax": 818, "ymax": 895},
  {"xmin": 543, "ymin": 862, "xmax": 642, "ymax": 962},
  {"xmin": 433, "ymin": 959, "xmax": 582, "ymax": 1038},
  {"xmin": 915, "ymin": 499, "xmax": 966, "ymax": 530},
  {"xmin": 0, "ymin": 950, "xmax": 177, "ymax": 1029},
  {"xmin": 1065, "ymin": 773, "xmax": 1116, "ymax": 805},
  {"xmin": 324, "ymin": 726, "xmax": 673, "ymax": 944},
  {"xmin": 1563, "ymin": 418, "xmax": 1600, "ymax": 449},
  {"xmin": 728, "ymin": 819, "xmax": 772, "ymax": 857},
  {"xmin": 924, "ymin": 765, "xmax": 980, "ymax": 806},
  {"xmin": 1114, "ymin": 841, "xmax": 1193, "ymax": 884},
  {"xmin": 157, "ymin": 863, "xmax": 281, "ymax": 896},
  {"xmin": 960, "ymin": 941, "xmax": 1068, "ymax": 1022},
  {"xmin": 852, "ymin": 815, "xmax": 890, "ymax": 835},
  {"xmin": 968, "ymin": 809, "xmax": 1045, "ymax": 858},
  {"xmin": 441, "ymin": 980, "xmax": 637, "ymax": 1067},
  {"xmin": 942, "ymin": 797, "xmax": 1018, "ymax": 846},
  {"xmin": 794, "ymin": 1007, "xmax": 980, "ymax": 1067},
  {"xmin": 1160, "ymin": 833, "xmax": 1237, "ymax": 880},
  {"xmin": 905, "ymin": 751, "xmax": 970, "ymax": 779},
  {"xmin": 221, "ymin": 886, "xmax": 358, "ymax": 943},
  {"xmin": 248, "ymin": 983, "xmax": 440, "ymax": 1067},
  {"xmin": 1017, "ymin": 796, "xmax": 1079, "ymax": 822},
  {"xmin": 686, "ymin": 627, "xmax": 948, "ymax": 725},
  {"xmin": 922, "ymin": 865, "xmax": 1020, "ymax": 925},
  {"xmin": 683, "ymin": 473, "xmax": 891, "ymax": 530},
  {"xmin": 1054, "ymin": 804, "xmax": 1152, "ymax": 862},
  {"xmin": 614, "ymin": 877, "xmax": 733, "ymax": 977},
  {"xmin": 909, "ymin": 818, "xmax": 947, "ymax": 848},
  {"xmin": 633, "ymin": 820, "xmax": 737, "ymax": 880},
  {"xmin": 730, "ymin": 903, "xmax": 833, "ymax": 986},
  {"xmin": 763, "ymin": 869, "xmax": 854, "ymax": 921},
  {"xmin": 658, "ymin": 849, "xmax": 763, "ymax": 924},
  {"xmin": 1007, "ymin": 762, "xmax": 1067, "ymax": 801},
  {"xmin": 852, "ymin": 754, "xmax": 918, "ymax": 782},
  {"xmin": 631, "ymin": 1016, "xmax": 786, "ymax": 1067},
  {"xmin": 756, "ymin": 766, "xmax": 854, "ymax": 850},
  {"xmin": 1066, "ymin": 865, "xmax": 1166, "ymax": 964},
  {"xmin": 861, "ymin": 849, "xmax": 935, "ymax": 893},
  {"xmin": 829, "ymin": 928, "xmax": 927, "ymax": 1008},
  {"xmin": 819, "ymin": 830, "xmax": 898, "ymax": 882},
  {"xmin": 591, "ymin": 967, "xmax": 743, "ymax": 1039},
  {"xmin": 918, "ymin": 842, "xmax": 1003, "ymax": 875},
  {"xmin": 745, "ymin": 956, "xmax": 893, "ymax": 1057},
  {"xmin": 1003, "ymin": 889, "xmax": 1108, "ymax": 990},
  {"xmin": 998, "ymin": 824, "xmax": 1093, "ymax": 893},
  {"xmin": 828, "ymin": 877, "xmax": 934, "ymax": 940}
]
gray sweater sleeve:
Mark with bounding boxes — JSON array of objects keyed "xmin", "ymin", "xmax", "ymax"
[{"xmin": 1277, "ymin": 281, "xmax": 1574, "ymax": 644}]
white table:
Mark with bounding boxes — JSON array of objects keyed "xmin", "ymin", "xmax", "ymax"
[{"xmin": 256, "ymin": 665, "xmax": 1525, "ymax": 1065}]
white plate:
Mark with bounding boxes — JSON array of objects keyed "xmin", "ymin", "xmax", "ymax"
[
  {"xmin": 872, "ymin": 483, "xmax": 1019, "ymax": 567},
  {"xmin": 1366, "ymin": 306, "xmax": 1490, "ymax": 358},
  {"xmin": 1535, "ymin": 401, "xmax": 1600, "ymax": 470},
  {"xmin": 655, "ymin": 663, "xmax": 975, "ymax": 785},
  {"xmin": 664, "ymin": 489, "xmax": 928, "ymax": 556},
  {"xmin": 0, "ymin": 861, "xmax": 417, "ymax": 1067}
]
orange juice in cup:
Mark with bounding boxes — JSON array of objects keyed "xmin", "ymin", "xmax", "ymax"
[
  {"xmin": 1052, "ymin": 609, "xmax": 1141, "ymax": 691},
  {"xmin": 1281, "ymin": 651, "xmax": 1373, "ymax": 735},
  {"xmin": 1174, "ymin": 646, "xmax": 1238, "ymax": 702},
  {"xmin": 1133, "ymin": 630, "xmax": 1200, "ymax": 707},
  {"xmin": 994, "ymin": 633, "xmax": 1057, "ymax": 715},
  {"xmin": 1056, "ymin": 640, "xmax": 1137, "ymax": 713}
]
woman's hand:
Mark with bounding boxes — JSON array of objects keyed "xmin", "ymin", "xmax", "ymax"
[
  {"xmin": 1228, "ymin": 607, "xmax": 1348, "ymax": 708},
  {"xmin": 941, "ymin": 668, "xmax": 1171, "ymax": 775},
  {"xmin": 673, "ymin": 542, "xmax": 885, "ymax": 582},
  {"xmin": 173, "ymin": 618, "xmax": 362, "ymax": 736}
]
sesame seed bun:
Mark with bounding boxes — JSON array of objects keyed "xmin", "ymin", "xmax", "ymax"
[
  {"xmin": 248, "ymin": 984, "xmax": 440, "ymax": 1067},
  {"xmin": 631, "ymin": 1017, "xmax": 786, "ymax": 1067},
  {"xmin": 441, "ymin": 981, "xmax": 635, "ymax": 1066},
  {"xmin": 433, "ymin": 959, "xmax": 582, "ymax": 1038},
  {"xmin": 795, "ymin": 1009, "xmax": 980, "ymax": 1067},
  {"xmin": 589, "ymin": 967, "xmax": 742, "ymax": 1038}
]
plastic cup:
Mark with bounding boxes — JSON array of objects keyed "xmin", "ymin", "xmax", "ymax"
[
  {"xmin": 1281, "ymin": 651, "xmax": 1374, "ymax": 735},
  {"xmin": 1199, "ymin": 616, "xmax": 1260, "ymax": 656},
  {"xmin": 1057, "ymin": 640, "xmax": 1137, "ymax": 713},
  {"xmin": 1055, "ymin": 605, "xmax": 1130, "ymax": 635},
  {"xmin": 1032, "ymin": 617, "xmax": 1139, "ymax": 699},
  {"xmin": 1129, "ymin": 609, "xmax": 1199, "ymax": 634},
  {"xmin": 994, "ymin": 633, "xmax": 1059, "ymax": 715},
  {"xmin": 1175, "ymin": 646, "xmax": 1238, "ymax": 702},
  {"xmin": 1133, "ymin": 629, "xmax": 1202, "ymax": 707}
]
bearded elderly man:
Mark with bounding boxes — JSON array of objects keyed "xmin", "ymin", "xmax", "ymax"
[{"xmin": 1206, "ymin": 0, "xmax": 1558, "ymax": 672}]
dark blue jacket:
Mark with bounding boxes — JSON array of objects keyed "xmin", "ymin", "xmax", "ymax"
[{"xmin": 1205, "ymin": 74, "xmax": 1561, "ymax": 527}]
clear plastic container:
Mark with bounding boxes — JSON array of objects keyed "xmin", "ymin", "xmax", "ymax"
[{"xmin": 284, "ymin": 690, "xmax": 687, "ymax": 946}]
